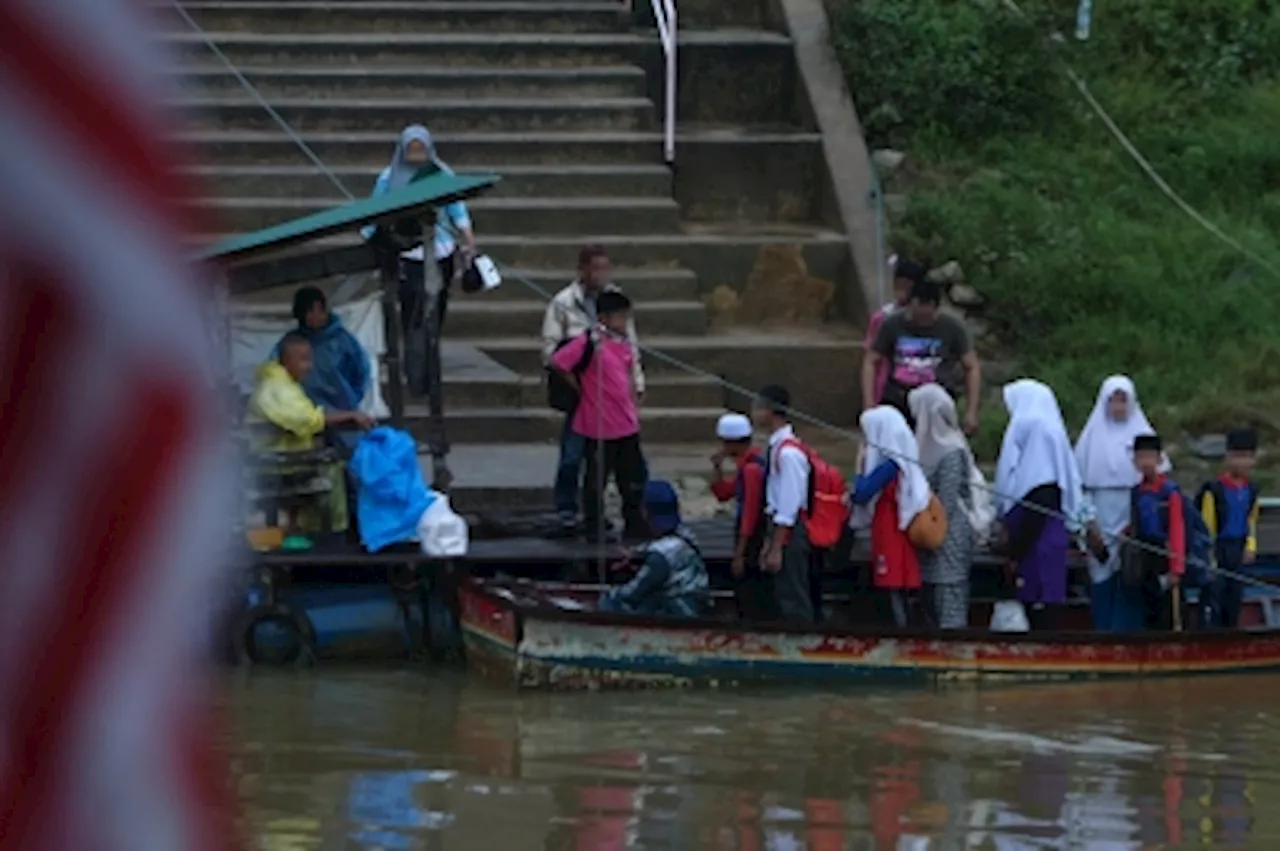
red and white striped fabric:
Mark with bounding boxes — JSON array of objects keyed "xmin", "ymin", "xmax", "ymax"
[{"xmin": 0, "ymin": 3, "xmax": 239, "ymax": 850}]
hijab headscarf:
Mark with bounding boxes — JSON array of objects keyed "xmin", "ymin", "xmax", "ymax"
[
  {"xmin": 860, "ymin": 405, "xmax": 931, "ymax": 530},
  {"xmin": 995, "ymin": 379, "xmax": 1083, "ymax": 518},
  {"xmin": 385, "ymin": 124, "xmax": 452, "ymax": 191},
  {"xmin": 908, "ymin": 383, "xmax": 972, "ymax": 474},
  {"xmin": 1074, "ymin": 375, "xmax": 1168, "ymax": 488}
]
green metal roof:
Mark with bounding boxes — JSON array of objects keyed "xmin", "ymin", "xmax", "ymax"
[{"xmin": 198, "ymin": 170, "xmax": 500, "ymax": 266}]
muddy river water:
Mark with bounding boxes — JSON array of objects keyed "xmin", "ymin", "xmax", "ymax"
[{"xmin": 228, "ymin": 670, "xmax": 1280, "ymax": 849}]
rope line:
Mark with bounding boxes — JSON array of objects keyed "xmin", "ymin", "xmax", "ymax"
[
  {"xmin": 181, "ymin": 0, "xmax": 1280, "ymax": 600},
  {"xmin": 171, "ymin": 1, "xmax": 355, "ymax": 202},
  {"xmin": 999, "ymin": 0, "xmax": 1280, "ymax": 282}
]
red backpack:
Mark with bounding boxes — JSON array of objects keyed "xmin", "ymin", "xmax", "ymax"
[{"xmin": 777, "ymin": 437, "xmax": 851, "ymax": 548}]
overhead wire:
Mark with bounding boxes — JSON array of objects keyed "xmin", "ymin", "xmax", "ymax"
[
  {"xmin": 177, "ymin": 0, "xmax": 1280, "ymax": 602},
  {"xmin": 999, "ymin": 0, "xmax": 1280, "ymax": 282}
]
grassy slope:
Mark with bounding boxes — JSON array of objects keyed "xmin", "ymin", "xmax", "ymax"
[{"xmin": 832, "ymin": 0, "xmax": 1280, "ymax": 471}]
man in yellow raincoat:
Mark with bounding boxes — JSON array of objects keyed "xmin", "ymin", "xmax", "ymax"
[{"xmin": 248, "ymin": 331, "xmax": 373, "ymax": 532}]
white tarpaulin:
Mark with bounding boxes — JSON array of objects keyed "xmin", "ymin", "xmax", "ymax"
[{"xmin": 228, "ymin": 292, "xmax": 390, "ymax": 418}]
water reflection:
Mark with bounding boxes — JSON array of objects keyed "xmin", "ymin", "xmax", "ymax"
[{"xmin": 226, "ymin": 672, "xmax": 1280, "ymax": 849}]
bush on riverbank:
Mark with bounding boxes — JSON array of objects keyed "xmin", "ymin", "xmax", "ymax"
[{"xmin": 832, "ymin": 0, "xmax": 1280, "ymax": 461}]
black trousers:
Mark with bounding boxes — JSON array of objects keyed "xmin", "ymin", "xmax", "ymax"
[
  {"xmin": 400, "ymin": 255, "xmax": 456, "ymax": 396},
  {"xmin": 400, "ymin": 255, "xmax": 455, "ymax": 331},
  {"xmin": 733, "ymin": 536, "xmax": 776, "ymax": 622},
  {"xmin": 582, "ymin": 434, "xmax": 647, "ymax": 539},
  {"xmin": 1205, "ymin": 539, "xmax": 1247, "ymax": 628},
  {"xmin": 769, "ymin": 522, "xmax": 817, "ymax": 623}
]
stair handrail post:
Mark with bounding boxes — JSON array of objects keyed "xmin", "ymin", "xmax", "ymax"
[{"xmin": 649, "ymin": 0, "xmax": 677, "ymax": 164}]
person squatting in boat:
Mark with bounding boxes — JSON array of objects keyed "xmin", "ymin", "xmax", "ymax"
[{"xmin": 599, "ymin": 480, "xmax": 711, "ymax": 617}]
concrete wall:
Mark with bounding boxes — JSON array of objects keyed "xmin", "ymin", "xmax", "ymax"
[{"xmin": 672, "ymin": 133, "xmax": 826, "ymax": 224}]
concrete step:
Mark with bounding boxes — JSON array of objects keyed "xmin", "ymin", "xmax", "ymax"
[
  {"xmin": 444, "ymin": 298, "xmax": 707, "ymax": 336},
  {"xmin": 201, "ymin": 230, "xmax": 851, "ymax": 303},
  {"xmin": 464, "ymin": 333, "xmax": 854, "ymax": 378},
  {"xmin": 183, "ymin": 163, "xmax": 671, "ymax": 199},
  {"xmin": 441, "ymin": 443, "xmax": 724, "ymax": 515},
  {"xmin": 160, "ymin": 31, "xmax": 644, "ymax": 67},
  {"xmin": 441, "ymin": 331, "xmax": 862, "ymax": 425},
  {"xmin": 483, "ymin": 267, "xmax": 699, "ymax": 301},
  {"xmin": 173, "ymin": 65, "xmax": 648, "ymax": 100},
  {"xmin": 173, "ymin": 96, "xmax": 653, "ymax": 133},
  {"xmin": 467, "ymin": 231, "xmax": 850, "ymax": 272},
  {"xmin": 440, "ymin": 373, "xmax": 725, "ymax": 409},
  {"xmin": 160, "ymin": 1, "xmax": 627, "ymax": 33},
  {"xmin": 196, "ymin": 195, "xmax": 682, "ymax": 234},
  {"xmin": 409, "ymin": 406, "xmax": 727, "ymax": 444},
  {"xmin": 174, "ymin": 130, "xmax": 668, "ymax": 167}
]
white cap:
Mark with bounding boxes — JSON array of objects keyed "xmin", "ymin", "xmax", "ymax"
[{"xmin": 716, "ymin": 413, "xmax": 753, "ymax": 441}]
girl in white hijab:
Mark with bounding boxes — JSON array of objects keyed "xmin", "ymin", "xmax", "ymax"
[
  {"xmin": 851, "ymin": 405, "xmax": 930, "ymax": 626},
  {"xmin": 1074, "ymin": 375, "xmax": 1165, "ymax": 631},
  {"xmin": 908, "ymin": 384, "xmax": 984, "ymax": 627},
  {"xmin": 994, "ymin": 380, "xmax": 1083, "ymax": 621}
]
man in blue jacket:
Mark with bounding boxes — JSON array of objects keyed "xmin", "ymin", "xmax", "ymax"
[{"xmin": 280, "ymin": 286, "xmax": 371, "ymax": 450}]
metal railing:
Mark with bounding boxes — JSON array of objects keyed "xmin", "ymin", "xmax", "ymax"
[{"xmin": 649, "ymin": 0, "xmax": 677, "ymax": 164}]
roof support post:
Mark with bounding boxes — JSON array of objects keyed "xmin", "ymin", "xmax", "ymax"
[{"xmin": 420, "ymin": 214, "xmax": 452, "ymax": 493}]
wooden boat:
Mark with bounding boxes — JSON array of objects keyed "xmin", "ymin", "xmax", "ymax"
[{"xmin": 458, "ymin": 576, "xmax": 1280, "ymax": 690}]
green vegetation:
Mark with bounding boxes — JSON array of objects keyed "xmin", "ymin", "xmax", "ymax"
[{"xmin": 832, "ymin": 0, "xmax": 1280, "ymax": 465}]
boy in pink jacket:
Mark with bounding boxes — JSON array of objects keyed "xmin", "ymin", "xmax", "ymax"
[{"xmin": 551, "ymin": 290, "xmax": 647, "ymax": 542}]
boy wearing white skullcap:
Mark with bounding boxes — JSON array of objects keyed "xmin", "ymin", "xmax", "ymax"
[{"xmin": 710, "ymin": 413, "xmax": 775, "ymax": 620}]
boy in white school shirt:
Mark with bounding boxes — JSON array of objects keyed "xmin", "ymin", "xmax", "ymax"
[{"xmin": 751, "ymin": 384, "xmax": 818, "ymax": 623}]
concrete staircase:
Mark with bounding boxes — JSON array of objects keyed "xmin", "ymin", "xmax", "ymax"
[{"xmin": 161, "ymin": 0, "xmax": 865, "ymax": 503}]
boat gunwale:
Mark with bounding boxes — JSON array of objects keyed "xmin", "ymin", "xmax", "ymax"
[{"xmin": 460, "ymin": 576, "xmax": 1280, "ymax": 648}]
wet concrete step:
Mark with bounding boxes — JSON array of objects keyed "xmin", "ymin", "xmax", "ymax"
[
  {"xmin": 161, "ymin": 31, "xmax": 644, "ymax": 67},
  {"xmin": 440, "ymin": 373, "xmax": 725, "ymax": 410},
  {"xmin": 462, "ymin": 333, "xmax": 861, "ymax": 378},
  {"xmin": 459, "ymin": 231, "xmax": 850, "ymax": 270},
  {"xmin": 174, "ymin": 130, "xmax": 669, "ymax": 167},
  {"xmin": 195, "ymin": 195, "xmax": 681, "ymax": 234},
  {"xmin": 474, "ymin": 267, "xmax": 698, "ymax": 301},
  {"xmin": 445, "ymin": 298, "xmax": 707, "ymax": 337},
  {"xmin": 173, "ymin": 65, "xmax": 648, "ymax": 100},
  {"xmin": 160, "ymin": 1, "xmax": 627, "ymax": 33},
  {"xmin": 410, "ymin": 406, "xmax": 727, "ymax": 444},
  {"xmin": 201, "ymin": 230, "xmax": 850, "ymax": 297},
  {"xmin": 454, "ymin": 333, "xmax": 862, "ymax": 424},
  {"xmin": 173, "ymin": 96, "xmax": 653, "ymax": 133},
  {"xmin": 183, "ymin": 163, "xmax": 671, "ymax": 199}
]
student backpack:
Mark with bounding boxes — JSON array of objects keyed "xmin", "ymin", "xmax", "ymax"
[
  {"xmin": 775, "ymin": 437, "xmax": 851, "ymax": 548},
  {"xmin": 545, "ymin": 332, "xmax": 596, "ymax": 413},
  {"xmin": 1127, "ymin": 480, "xmax": 1213, "ymax": 588}
]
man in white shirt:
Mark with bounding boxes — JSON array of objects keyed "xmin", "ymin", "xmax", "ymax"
[
  {"xmin": 751, "ymin": 384, "xmax": 817, "ymax": 623},
  {"xmin": 540, "ymin": 245, "xmax": 646, "ymax": 533}
]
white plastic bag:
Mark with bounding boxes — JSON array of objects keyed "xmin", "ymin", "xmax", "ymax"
[
  {"xmin": 989, "ymin": 600, "xmax": 1030, "ymax": 633},
  {"xmin": 417, "ymin": 495, "xmax": 469, "ymax": 557}
]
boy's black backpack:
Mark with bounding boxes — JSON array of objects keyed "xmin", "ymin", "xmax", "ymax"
[{"xmin": 545, "ymin": 332, "xmax": 596, "ymax": 413}]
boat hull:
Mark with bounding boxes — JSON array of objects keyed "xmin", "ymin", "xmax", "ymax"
[{"xmin": 458, "ymin": 581, "xmax": 1280, "ymax": 690}]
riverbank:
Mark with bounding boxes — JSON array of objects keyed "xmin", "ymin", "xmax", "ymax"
[{"xmin": 832, "ymin": 0, "xmax": 1280, "ymax": 472}]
